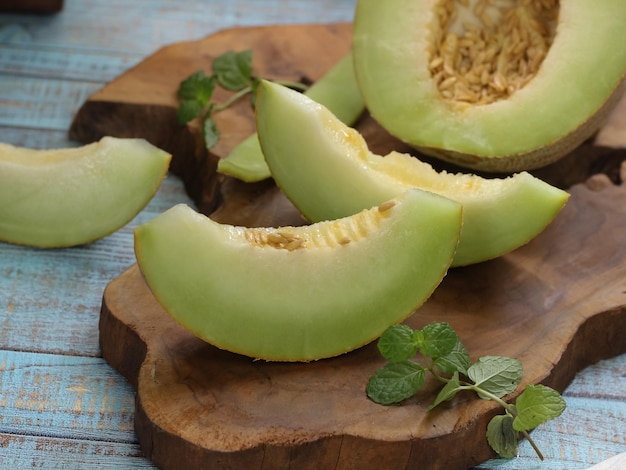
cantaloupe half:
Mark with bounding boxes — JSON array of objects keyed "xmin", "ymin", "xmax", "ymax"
[
  {"xmin": 255, "ymin": 81, "xmax": 569, "ymax": 267},
  {"xmin": 216, "ymin": 53, "xmax": 365, "ymax": 182},
  {"xmin": 352, "ymin": 0, "xmax": 626, "ymax": 172},
  {"xmin": 0, "ymin": 137, "xmax": 171, "ymax": 247},
  {"xmin": 134, "ymin": 189, "xmax": 462, "ymax": 362}
]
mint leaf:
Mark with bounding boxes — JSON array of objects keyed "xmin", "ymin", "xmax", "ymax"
[
  {"xmin": 203, "ymin": 117, "xmax": 220, "ymax": 149},
  {"xmin": 178, "ymin": 70, "xmax": 215, "ymax": 103},
  {"xmin": 213, "ymin": 50, "xmax": 253, "ymax": 91},
  {"xmin": 434, "ymin": 339, "xmax": 471, "ymax": 375},
  {"xmin": 429, "ymin": 371, "xmax": 465, "ymax": 410},
  {"xmin": 177, "ymin": 100, "xmax": 205, "ymax": 124},
  {"xmin": 513, "ymin": 384, "xmax": 566, "ymax": 431},
  {"xmin": 467, "ymin": 356, "xmax": 522, "ymax": 399},
  {"xmin": 377, "ymin": 325, "xmax": 418, "ymax": 362},
  {"xmin": 366, "ymin": 361, "xmax": 425, "ymax": 405},
  {"xmin": 487, "ymin": 414, "xmax": 519, "ymax": 459},
  {"xmin": 419, "ymin": 322, "xmax": 459, "ymax": 359}
]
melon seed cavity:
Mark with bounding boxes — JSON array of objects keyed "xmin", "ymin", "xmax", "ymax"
[
  {"xmin": 245, "ymin": 230, "xmax": 306, "ymax": 251},
  {"xmin": 429, "ymin": 0, "xmax": 559, "ymax": 105}
]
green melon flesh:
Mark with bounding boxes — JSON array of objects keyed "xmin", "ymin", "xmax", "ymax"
[
  {"xmin": 0, "ymin": 137, "xmax": 171, "ymax": 247},
  {"xmin": 134, "ymin": 189, "xmax": 462, "ymax": 362},
  {"xmin": 256, "ymin": 81, "xmax": 569, "ymax": 266},
  {"xmin": 216, "ymin": 53, "xmax": 365, "ymax": 182},
  {"xmin": 352, "ymin": 0, "xmax": 626, "ymax": 172}
]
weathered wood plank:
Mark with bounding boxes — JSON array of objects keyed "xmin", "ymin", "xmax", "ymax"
[
  {"xmin": 0, "ymin": 0, "xmax": 357, "ymax": 55},
  {"xmin": 0, "ymin": 433, "xmax": 155, "ymax": 469},
  {"xmin": 0, "ymin": 44, "xmax": 142, "ymax": 82},
  {"xmin": 0, "ymin": 76, "xmax": 100, "ymax": 131},
  {"xmin": 0, "ymin": 128, "xmax": 79, "ymax": 149},
  {"xmin": 563, "ymin": 353, "xmax": 626, "ymax": 400},
  {"xmin": 0, "ymin": 351, "xmax": 136, "ymax": 441}
]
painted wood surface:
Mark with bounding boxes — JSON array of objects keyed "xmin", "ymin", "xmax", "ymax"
[{"xmin": 0, "ymin": 1, "xmax": 624, "ymax": 469}]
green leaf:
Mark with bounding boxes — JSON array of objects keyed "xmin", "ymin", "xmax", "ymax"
[
  {"xmin": 434, "ymin": 339, "xmax": 471, "ymax": 375},
  {"xmin": 213, "ymin": 50, "xmax": 253, "ymax": 91},
  {"xmin": 486, "ymin": 414, "xmax": 519, "ymax": 459},
  {"xmin": 419, "ymin": 322, "xmax": 460, "ymax": 359},
  {"xmin": 429, "ymin": 371, "xmax": 465, "ymax": 410},
  {"xmin": 467, "ymin": 356, "xmax": 523, "ymax": 399},
  {"xmin": 178, "ymin": 70, "xmax": 215, "ymax": 103},
  {"xmin": 176, "ymin": 100, "xmax": 204, "ymax": 124},
  {"xmin": 366, "ymin": 361, "xmax": 425, "ymax": 405},
  {"xmin": 203, "ymin": 117, "xmax": 220, "ymax": 149},
  {"xmin": 377, "ymin": 325, "xmax": 418, "ymax": 362},
  {"xmin": 513, "ymin": 384, "xmax": 566, "ymax": 432}
]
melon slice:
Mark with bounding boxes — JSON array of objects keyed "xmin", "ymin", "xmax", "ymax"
[
  {"xmin": 255, "ymin": 81, "xmax": 569, "ymax": 266},
  {"xmin": 352, "ymin": 0, "xmax": 626, "ymax": 172},
  {"xmin": 134, "ymin": 189, "xmax": 462, "ymax": 362},
  {"xmin": 0, "ymin": 137, "xmax": 171, "ymax": 247},
  {"xmin": 216, "ymin": 53, "xmax": 365, "ymax": 182}
]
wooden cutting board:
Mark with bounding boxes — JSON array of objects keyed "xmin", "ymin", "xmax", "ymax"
[{"xmin": 69, "ymin": 23, "xmax": 626, "ymax": 470}]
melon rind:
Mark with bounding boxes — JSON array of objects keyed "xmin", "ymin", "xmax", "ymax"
[
  {"xmin": 255, "ymin": 81, "xmax": 569, "ymax": 267},
  {"xmin": 0, "ymin": 137, "xmax": 171, "ymax": 247},
  {"xmin": 134, "ymin": 190, "xmax": 462, "ymax": 362},
  {"xmin": 352, "ymin": 0, "xmax": 626, "ymax": 172}
]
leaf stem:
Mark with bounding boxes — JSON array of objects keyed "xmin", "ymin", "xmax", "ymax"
[
  {"xmin": 464, "ymin": 384, "xmax": 512, "ymax": 410},
  {"xmin": 212, "ymin": 86, "xmax": 253, "ymax": 112},
  {"xmin": 521, "ymin": 430, "xmax": 545, "ymax": 460}
]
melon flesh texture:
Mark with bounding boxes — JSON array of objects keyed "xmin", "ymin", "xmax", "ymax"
[
  {"xmin": 256, "ymin": 81, "xmax": 569, "ymax": 267},
  {"xmin": 352, "ymin": 0, "xmax": 626, "ymax": 172},
  {"xmin": 0, "ymin": 137, "xmax": 171, "ymax": 247},
  {"xmin": 134, "ymin": 189, "xmax": 462, "ymax": 362},
  {"xmin": 216, "ymin": 53, "xmax": 365, "ymax": 182}
]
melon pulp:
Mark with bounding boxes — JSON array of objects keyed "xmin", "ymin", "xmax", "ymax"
[
  {"xmin": 134, "ymin": 189, "xmax": 462, "ymax": 362},
  {"xmin": 352, "ymin": 0, "xmax": 626, "ymax": 172},
  {"xmin": 255, "ymin": 81, "xmax": 569, "ymax": 267},
  {"xmin": 216, "ymin": 53, "xmax": 365, "ymax": 182},
  {"xmin": 0, "ymin": 137, "xmax": 171, "ymax": 247}
]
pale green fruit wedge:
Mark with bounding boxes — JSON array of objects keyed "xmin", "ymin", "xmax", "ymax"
[
  {"xmin": 352, "ymin": 0, "xmax": 626, "ymax": 172},
  {"xmin": 256, "ymin": 81, "xmax": 569, "ymax": 267},
  {"xmin": 216, "ymin": 52, "xmax": 365, "ymax": 182},
  {"xmin": 134, "ymin": 189, "xmax": 462, "ymax": 362},
  {"xmin": 0, "ymin": 137, "xmax": 171, "ymax": 247}
]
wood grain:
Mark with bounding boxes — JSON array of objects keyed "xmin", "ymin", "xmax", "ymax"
[
  {"xmin": 65, "ymin": 23, "xmax": 626, "ymax": 470},
  {"xmin": 0, "ymin": 432, "xmax": 152, "ymax": 469},
  {"xmin": 0, "ymin": 350, "xmax": 136, "ymax": 441}
]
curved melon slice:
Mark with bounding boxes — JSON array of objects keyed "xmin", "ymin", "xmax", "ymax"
[
  {"xmin": 256, "ymin": 81, "xmax": 569, "ymax": 266},
  {"xmin": 352, "ymin": 0, "xmax": 626, "ymax": 172},
  {"xmin": 0, "ymin": 137, "xmax": 171, "ymax": 247},
  {"xmin": 134, "ymin": 189, "xmax": 462, "ymax": 362},
  {"xmin": 216, "ymin": 53, "xmax": 365, "ymax": 182}
]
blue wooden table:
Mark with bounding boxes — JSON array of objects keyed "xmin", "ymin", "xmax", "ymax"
[{"xmin": 0, "ymin": 1, "xmax": 624, "ymax": 468}]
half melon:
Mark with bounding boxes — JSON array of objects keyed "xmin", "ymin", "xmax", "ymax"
[
  {"xmin": 352, "ymin": 0, "xmax": 626, "ymax": 172},
  {"xmin": 134, "ymin": 189, "xmax": 462, "ymax": 362},
  {"xmin": 0, "ymin": 137, "xmax": 171, "ymax": 247},
  {"xmin": 255, "ymin": 81, "xmax": 569, "ymax": 266}
]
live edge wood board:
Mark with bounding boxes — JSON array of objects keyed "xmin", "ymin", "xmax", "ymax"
[{"xmin": 68, "ymin": 23, "xmax": 626, "ymax": 470}]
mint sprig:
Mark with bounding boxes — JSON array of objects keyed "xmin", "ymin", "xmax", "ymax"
[
  {"xmin": 177, "ymin": 50, "xmax": 307, "ymax": 151},
  {"xmin": 366, "ymin": 322, "xmax": 566, "ymax": 461}
]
